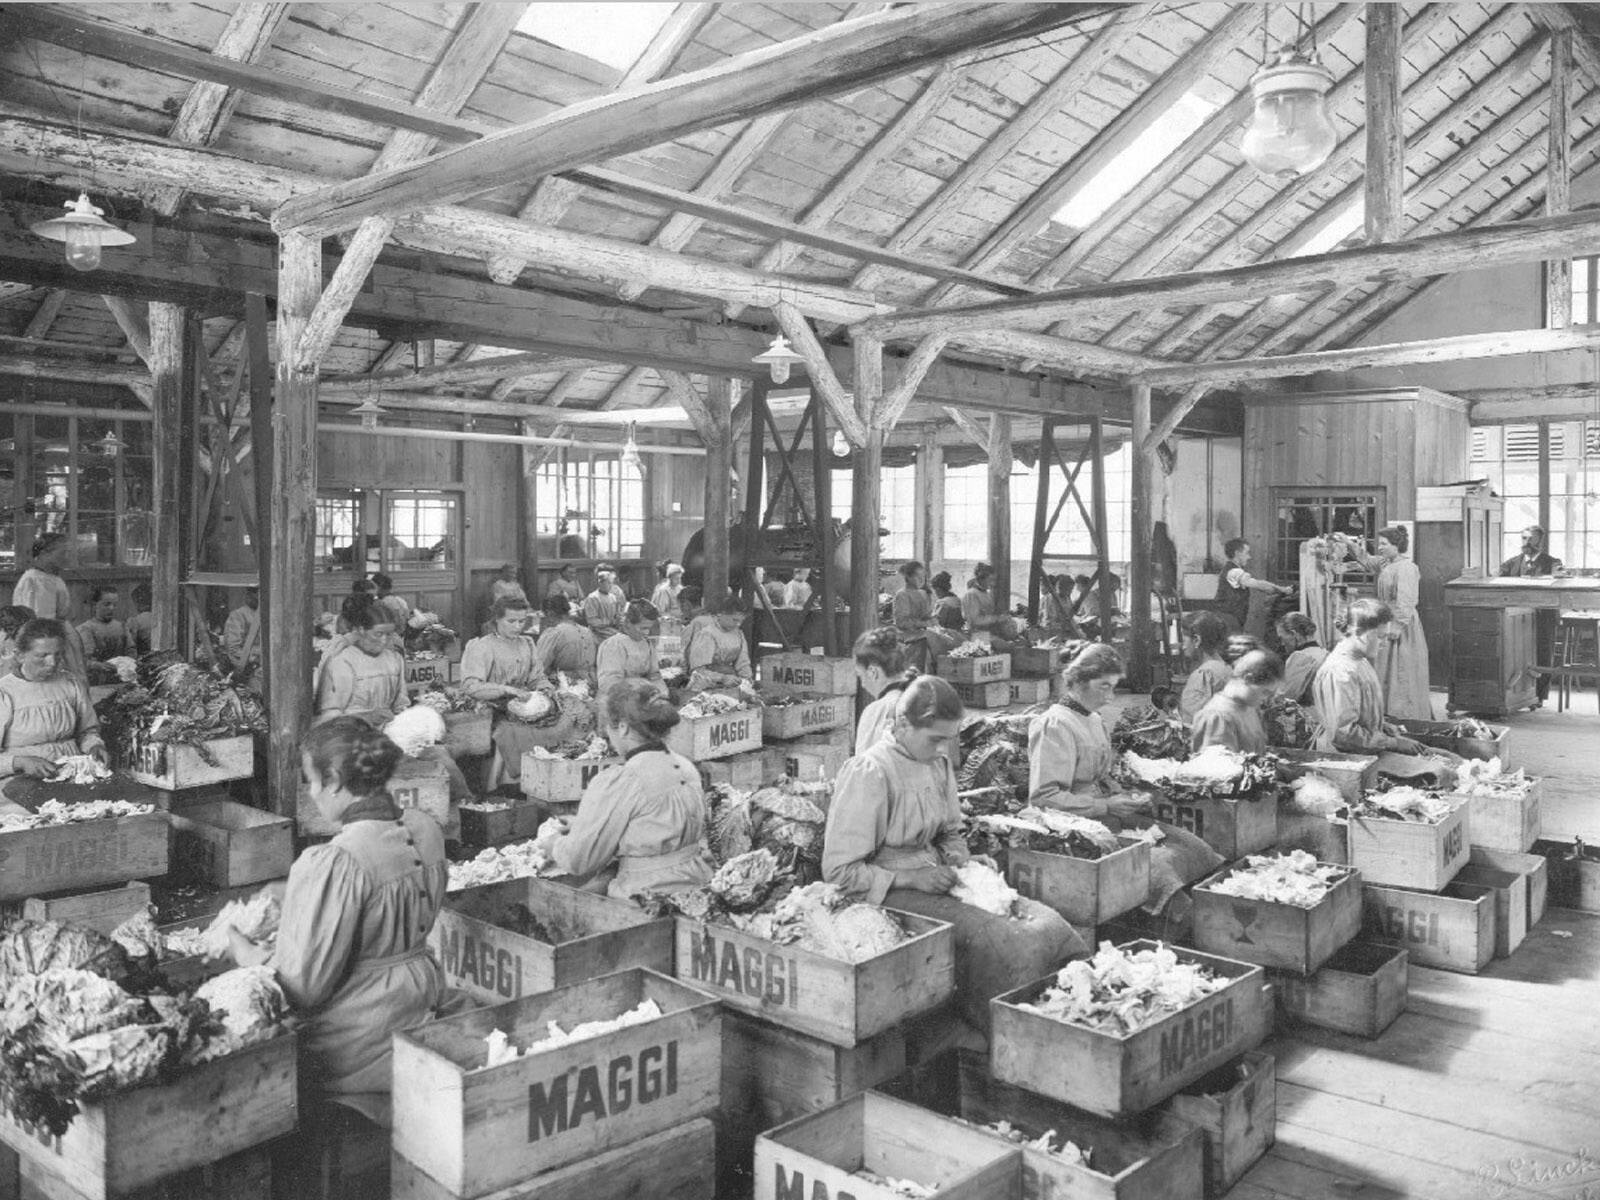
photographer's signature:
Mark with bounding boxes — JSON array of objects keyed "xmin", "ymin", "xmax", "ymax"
[{"xmin": 1479, "ymin": 1150, "xmax": 1600, "ymax": 1198}]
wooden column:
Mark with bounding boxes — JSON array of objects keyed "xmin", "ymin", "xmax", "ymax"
[
  {"xmin": 1538, "ymin": 421, "xmax": 1552, "ymax": 536},
  {"xmin": 179, "ymin": 310, "xmax": 203, "ymax": 648},
  {"xmin": 245, "ymin": 293, "xmax": 272, "ymax": 703},
  {"xmin": 917, "ymin": 430, "xmax": 943, "ymax": 567},
  {"xmin": 1128, "ymin": 385, "xmax": 1155, "ymax": 689},
  {"xmin": 810, "ymin": 391, "xmax": 838, "ymax": 656},
  {"xmin": 1028, "ymin": 420, "xmax": 1054, "ymax": 622},
  {"xmin": 519, "ymin": 419, "xmax": 540, "ymax": 582},
  {"xmin": 739, "ymin": 379, "xmax": 769, "ymax": 604},
  {"xmin": 1364, "ymin": 3, "xmax": 1404, "ymax": 244},
  {"xmin": 267, "ymin": 233, "xmax": 320, "ymax": 816},
  {"xmin": 850, "ymin": 336, "xmax": 884, "ymax": 641},
  {"xmin": 1548, "ymin": 28, "xmax": 1573, "ymax": 327},
  {"xmin": 703, "ymin": 376, "xmax": 734, "ymax": 607},
  {"xmin": 987, "ymin": 414, "xmax": 1012, "ymax": 612},
  {"xmin": 149, "ymin": 302, "xmax": 188, "ymax": 651},
  {"xmin": 1089, "ymin": 417, "xmax": 1114, "ymax": 632}
]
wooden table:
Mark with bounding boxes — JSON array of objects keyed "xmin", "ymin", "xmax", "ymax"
[{"xmin": 1442, "ymin": 575, "xmax": 1600, "ymax": 715}]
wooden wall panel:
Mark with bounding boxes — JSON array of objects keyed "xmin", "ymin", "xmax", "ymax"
[
  {"xmin": 463, "ymin": 440, "xmax": 519, "ymax": 569},
  {"xmin": 317, "ymin": 430, "xmax": 455, "ymax": 486}
]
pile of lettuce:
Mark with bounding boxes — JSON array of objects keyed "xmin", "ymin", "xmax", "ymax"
[{"xmin": 97, "ymin": 653, "xmax": 266, "ymax": 776}]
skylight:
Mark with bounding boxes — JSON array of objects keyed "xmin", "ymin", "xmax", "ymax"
[
  {"xmin": 1288, "ymin": 198, "xmax": 1365, "ymax": 258},
  {"xmin": 1051, "ymin": 92, "xmax": 1220, "ymax": 229},
  {"xmin": 517, "ymin": 3, "xmax": 677, "ymax": 74}
]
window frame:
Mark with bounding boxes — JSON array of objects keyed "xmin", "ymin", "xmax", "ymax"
[{"xmin": 532, "ymin": 451, "xmax": 647, "ymax": 560}]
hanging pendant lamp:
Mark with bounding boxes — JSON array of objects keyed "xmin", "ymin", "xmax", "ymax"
[
  {"xmin": 752, "ymin": 333, "xmax": 806, "ymax": 384},
  {"xmin": 1240, "ymin": 50, "xmax": 1338, "ymax": 178},
  {"xmin": 30, "ymin": 193, "xmax": 136, "ymax": 273},
  {"xmin": 621, "ymin": 422, "xmax": 644, "ymax": 473}
]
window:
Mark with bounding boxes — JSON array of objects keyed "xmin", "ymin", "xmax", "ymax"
[
  {"xmin": 1051, "ymin": 92, "xmax": 1220, "ymax": 229},
  {"xmin": 881, "ymin": 465, "xmax": 915, "ymax": 560},
  {"xmin": 1474, "ymin": 420, "xmax": 1600, "ymax": 568},
  {"xmin": 386, "ymin": 492, "xmax": 457, "ymax": 572},
  {"xmin": 942, "ymin": 465, "xmax": 989, "ymax": 561},
  {"xmin": 533, "ymin": 454, "xmax": 645, "ymax": 558},
  {"xmin": 1567, "ymin": 255, "xmax": 1598, "ymax": 325},
  {"xmin": 315, "ymin": 488, "xmax": 463, "ymax": 573},
  {"xmin": 315, "ymin": 492, "xmax": 362, "ymax": 570},
  {"xmin": 1, "ymin": 411, "xmax": 153, "ymax": 570},
  {"xmin": 1270, "ymin": 489, "xmax": 1385, "ymax": 585},
  {"xmin": 517, "ymin": 3, "xmax": 675, "ymax": 72}
]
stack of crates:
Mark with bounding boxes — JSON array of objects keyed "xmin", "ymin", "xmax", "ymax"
[
  {"xmin": 935, "ymin": 649, "xmax": 1013, "ymax": 710},
  {"xmin": 756, "ymin": 652, "xmax": 857, "ymax": 783}
]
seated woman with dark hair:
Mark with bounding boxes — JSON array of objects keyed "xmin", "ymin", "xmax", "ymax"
[
  {"xmin": 1275, "ymin": 612, "xmax": 1327, "ymax": 706},
  {"xmin": 548, "ymin": 680, "xmax": 714, "ymax": 900},
  {"xmin": 597, "ymin": 600, "xmax": 665, "ymax": 696},
  {"xmin": 891, "ymin": 561, "xmax": 934, "ymax": 669},
  {"xmin": 685, "ymin": 596, "xmax": 752, "ymax": 692},
  {"xmin": 929, "ymin": 571, "xmax": 962, "ymax": 628},
  {"xmin": 1178, "ymin": 610, "xmax": 1232, "ymax": 721},
  {"xmin": 531, "ymin": 594, "xmax": 598, "ymax": 684},
  {"xmin": 0, "ymin": 618, "xmax": 107, "ymax": 782},
  {"xmin": 1311, "ymin": 598, "xmax": 1432, "ymax": 757},
  {"xmin": 851, "ymin": 627, "xmax": 914, "ymax": 750},
  {"xmin": 459, "ymin": 595, "xmax": 549, "ymax": 787},
  {"xmin": 1192, "ymin": 650, "xmax": 1284, "ymax": 755}
]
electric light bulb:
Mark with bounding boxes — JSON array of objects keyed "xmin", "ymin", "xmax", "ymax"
[
  {"xmin": 832, "ymin": 429, "xmax": 849, "ymax": 457},
  {"xmin": 64, "ymin": 224, "xmax": 102, "ymax": 272},
  {"xmin": 770, "ymin": 360, "xmax": 791, "ymax": 384},
  {"xmin": 1240, "ymin": 54, "xmax": 1338, "ymax": 178}
]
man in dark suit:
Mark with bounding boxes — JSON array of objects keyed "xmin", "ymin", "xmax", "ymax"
[{"xmin": 1500, "ymin": 525, "xmax": 1563, "ymax": 707}]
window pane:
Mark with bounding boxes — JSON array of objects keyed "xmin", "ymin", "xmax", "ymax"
[
  {"xmin": 387, "ymin": 492, "xmax": 457, "ymax": 571},
  {"xmin": 76, "ymin": 513, "xmax": 117, "ymax": 566},
  {"xmin": 882, "ymin": 464, "xmax": 915, "ymax": 560},
  {"xmin": 942, "ymin": 465, "xmax": 988, "ymax": 561},
  {"xmin": 315, "ymin": 493, "xmax": 362, "ymax": 569}
]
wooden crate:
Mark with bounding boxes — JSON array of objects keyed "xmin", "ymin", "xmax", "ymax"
[
  {"xmin": 762, "ymin": 695, "xmax": 853, "ymax": 740},
  {"xmin": 0, "ymin": 1034, "xmax": 295, "ymax": 1200},
  {"xmin": 14, "ymin": 881, "xmax": 150, "ymax": 936},
  {"xmin": 1158, "ymin": 1052, "xmax": 1275, "ymax": 1199},
  {"xmin": 1532, "ymin": 839, "xmax": 1600, "ymax": 913},
  {"xmin": 699, "ymin": 750, "xmax": 770, "ymax": 791},
  {"xmin": 520, "ymin": 754, "xmax": 621, "ymax": 803},
  {"xmin": 754, "ymin": 1092, "xmax": 1023, "ymax": 1200},
  {"xmin": 1273, "ymin": 813, "xmax": 1349, "ymax": 865},
  {"xmin": 674, "ymin": 910, "xmax": 954, "ymax": 1047},
  {"xmin": 952, "ymin": 680, "xmax": 1012, "ymax": 709},
  {"xmin": 1007, "ymin": 677, "xmax": 1053, "ymax": 706},
  {"xmin": 1395, "ymin": 718, "xmax": 1511, "ymax": 766},
  {"xmin": 430, "ymin": 877, "xmax": 673, "ymax": 1004},
  {"xmin": 758, "ymin": 653, "xmax": 857, "ymax": 697},
  {"xmin": 458, "ymin": 800, "xmax": 544, "ymax": 849},
  {"xmin": 1005, "ymin": 838, "xmax": 1151, "ymax": 926},
  {"xmin": 1273, "ymin": 941, "xmax": 1408, "ymax": 1038},
  {"xmin": 167, "ymin": 800, "xmax": 292, "ymax": 889},
  {"xmin": 879, "ymin": 1049, "xmax": 1205, "ymax": 1200},
  {"xmin": 936, "ymin": 653, "xmax": 1011, "ymax": 684},
  {"xmin": 720, "ymin": 1012, "xmax": 907, "ymax": 1200},
  {"xmin": 665, "ymin": 706, "xmax": 762, "ymax": 762},
  {"xmin": 125, "ymin": 734, "xmax": 254, "ymax": 791},
  {"xmin": 391, "ymin": 969, "xmax": 720, "ymax": 1200},
  {"xmin": 1010, "ymin": 646, "xmax": 1068, "ymax": 677},
  {"xmin": 297, "ymin": 757, "xmax": 450, "ymax": 838},
  {"xmin": 1150, "ymin": 794, "xmax": 1277, "ymax": 860},
  {"xmin": 991, "ymin": 941, "xmax": 1272, "ymax": 1119},
  {"xmin": 1469, "ymin": 846, "xmax": 1548, "ymax": 925},
  {"xmin": 403, "ymin": 655, "xmax": 451, "ymax": 694},
  {"xmin": 1347, "ymin": 802, "xmax": 1468, "ymax": 891},
  {"xmin": 442, "ymin": 710, "xmax": 492, "ymax": 758},
  {"xmin": 1273, "ymin": 749, "xmax": 1378, "ymax": 804},
  {"xmin": 1452, "ymin": 863, "xmax": 1528, "ymax": 957},
  {"xmin": 1191, "ymin": 863, "xmax": 1362, "ymax": 976},
  {"xmin": 1452, "ymin": 780, "xmax": 1541, "ymax": 853},
  {"xmin": 0, "ymin": 812, "xmax": 168, "ymax": 903},
  {"xmin": 392, "ymin": 1117, "xmax": 716, "ymax": 1200},
  {"xmin": 779, "ymin": 742, "xmax": 851, "ymax": 784},
  {"xmin": 1362, "ymin": 882, "xmax": 1495, "ymax": 974}
]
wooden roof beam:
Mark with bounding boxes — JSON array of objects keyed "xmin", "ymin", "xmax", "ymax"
[
  {"xmin": 1465, "ymin": 382, "xmax": 1600, "ymax": 422},
  {"xmin": 22, "ymin": 289, "xmax": 66, "ymax": 341},
  {"xmin": 271, "ymin": 4, "xmax": 1111, "ymax": 237},
  {"xmin": 1365, "ymin": 4, "xmax": 1405, "ymax": 244},
  {"xmin": 1547, "ymin": 28, "xmax": 1574, "ymax": 327},
  {"xmin": 318, "ymin": 351, "xmax": 599, "ymax": 396}
]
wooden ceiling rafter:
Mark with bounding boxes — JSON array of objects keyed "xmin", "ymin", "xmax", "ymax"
[{"xmin": 21, "ymin": 289, "xmax": 67, "ymax": 341}]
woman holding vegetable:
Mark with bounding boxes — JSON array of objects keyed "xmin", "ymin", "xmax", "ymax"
[
  {"xmin": 684, "ymin": 595, "xmax": 752, "ymax": 692},
  {"xmin": 459, "ymin": 595, "xmax": 552, "ymax": 788},
  {"xmin": 825, "ymin": 674, "xmax": 1081, "ymax": 1039},
  {"xmin": 596, "ymin": 600, "xmax": 666, "ymax": 697},
  {"xmin": 0, "ymin": 619, "xmax": 107, "ymax": 782},
  {"xmin": 1311, "ymin": 598, "xmax": 1433, "ymax": 756},
  {"xmin": 546, "ymin": 680, "xmax": 713, "ymax": 898},
  {"xmin": 230, "ymin": 718, "xmax": 445, "ymax": 1143},
  {"xmin": 1029, "ymin": 644, "xmax": 1222, "ymax": 920}
]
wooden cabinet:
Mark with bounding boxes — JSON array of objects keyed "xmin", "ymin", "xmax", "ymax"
[
  {"xmin": 1416, "ymin": 484, "xmax": 1503, "ymax": 686},
  {"xmin": 1447, "ymin": 604, "xmax": 1535, "ymax": 716}
]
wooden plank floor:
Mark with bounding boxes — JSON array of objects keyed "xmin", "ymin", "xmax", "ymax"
[{"xmin": 1230, "ymin": 909, "xmax": 1600, "ymax": 1200}]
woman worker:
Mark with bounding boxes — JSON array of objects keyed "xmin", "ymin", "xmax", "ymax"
[
  {"xmin": 548, "ymin": 680, "xmax": 714, "ymax": 898},
  {"xmin": 891, "ymin": 561, "xmax": 934, "ymax": 671},
  {"xmin": 0, "ymin": 619, "xmax": 107, "ymax": 781},
  {"xmin": 1029, "ymin": 644, "xmax": 1223, "ymax": 920},
  {"xmin": 229, "ymin": 718, "xmax": 445, "ymax": 1145},
  {"xmin": 852, "ymin": 627, "xmax": 915, "ymax": 750},
  {"xmin": 531, "ymin": 594, "xmax": 598, "ymax": 684},
  {"xmin": 825, "ymin": 675, "xmax": 1082, "ymax": 1038},
  {"xmin": 1178, "ymin": 610, "xmax": 1232, "ymax": 721},
  {"xmin": 1340, "ymin": 526, "xmax": 1431, "ymax": 719},
  {"xmin": 597, "ymin": 600, "xmax": 666, "ymax": 697},
  {"xmin": 1191, "ymin": 650, "xmax": 1284, "ymax": 755},
  {"xmin": 316, "ymin": 600, "xmax": 472, "ymax": 837},
  {"xmin": 458, "ymin": 595, "xmax": 552, "ymax": 789},
  {"xmin": 1276, "ymin": 612, "xmax": 1327, "ymax": 706},
  {"xmin": 685, "ymin": 595, "xmax": 752, "ymax": 692},
  {"xmin": 1311, "ymin": 599, "xmax": 1434, "ymax": 757}
]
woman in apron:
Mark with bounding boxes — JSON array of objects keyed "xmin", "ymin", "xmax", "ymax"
[
  {"xmin": 685, "ymin": 596, "xmax": 752, "ymax": 692},
  {"xmin": 1345, "ymin": 526, "xmax": 1432, "ymax": 720},
  {"xmin": 230, "ymin": 717, "xmax": 445, "ymax": 1131},
  {"xmin": 852, "ymin": 627, "xmax": 914, "ymax": 750},
  {"xmin": 459, "ymin": 595, "xmax": 548, "ymax": 787},
  {"xmin": 532, "ymin": 593, "xmax": 599, "ymax": 685},
  {"xmin": 1312, "ymin": 598, "xmax": 1440, "ymax": 765},
  {"xmin": 0, "ymin": 619, "xmax": 106, "ymax": 782},
  {"xmin": 1276, "ymin": 612, "xmax": 1327, "ymax": 706},
  {"xmin": 1178, "ymin": 610, "xmax": 1232, "ymax": 721},
  {"xmin": 1191, "ymin": 650, "xmax": 1283, "ymax": 755},
  {"xmin": 1029, "ymin": 643, "xmax": 1224, "ymax": 918},
  {"xmin": 597, "ymin": 600, "xmax": 666, "ymax": 697},
  {"xmin": 891, "ymin": 561, "xmax": 934, "ymax": 672},
  {"xmin": 825, "ymin": 675, "xmax": 1082, "ymax": 1038},
  {"xmin": 548, "ymin": 680, "xmax": 714, "ymax": 899}
]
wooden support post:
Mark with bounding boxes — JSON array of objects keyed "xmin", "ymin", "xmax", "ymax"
[
  {"xmin": 987, "ymin": 413, "xmax": 1012, "ymax": 613},
  {"xmin": 1538, "ymin": 421, "xmax": 1552, "ymax": 535},
  {"xmin": 149, "ymin": 303, "xmax": 188, "ymax": 651},
  {"xmin": 245, "ymin": 292, "xmax": 272, "ymax": 703},
  {"xmin": 519, "ymin": 419, "xmax": 539, "ymax": 582},
  {"xmin": 850, "ymin": 337, "xmax": 884, "ymax": 642},
  {"xmin": 1548, "ymin": 28, "xmax": 1573, "ymax": 327},
  {"xmin": 811, "ymin": 393, "xmax": 838, "ymax": 656},
  {"xmin": 1365, "ymin": 3, "xmax": 1404, "ymax": 244},
  {"xmin": 179, "ymin": 309, "xmax": 203, "ymax": 650},
  {"xmin": 740, "ymin": 380, "xmax": 769, "ymax": 605},
  {"xmin": 1089, "ymin": 416, "xmax": 1114, "ymax": 639},
  {"xmin": 268, "ymin": 233, "xmax": 320, "ymax": 816},
  {"xmin": 703, "ymin": 377, "xmax": 735, "ymax": 608},
  {"xmin": 1128, "ymin": 385, "xmax": 1155, "ymax": 690},
  {"xmin": 1028, "ymin": 420, "xmax": 1054, "ymax": 622},
  {"xmin": 917, "ymin": 430, "xmax": 942, "ymax": 567}
]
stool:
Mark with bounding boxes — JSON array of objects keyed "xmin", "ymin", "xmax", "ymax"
[{"xmin": 1555, "ymin": 615, "xmax": 1600, "ymax": 712}]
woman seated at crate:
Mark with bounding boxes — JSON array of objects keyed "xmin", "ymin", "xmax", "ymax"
[
  {"xmin": 0, "ymin": 618, "xmax": 108, "ymax": 785},
  {"xmin": 852, "ymin": 627, "xmax": 915, "ymax": 750},
  {"xmin": 597, "ymin": 600, "xmax": 666, "ymax": 698},
  {"xmin": 531, "ymin": 593, "xmax": 598, "ymax": 685},
  {"xmin": 1191, "ymin": 650, "xmax": 1283, "ymax": 756},
  {"xmin": 930, "ymin": 571, "xmax": 962, "ymax": 627},
  {"xmin": 685, "ymin": 595, "xmax": 753, "ymax": 693},
  {"xmin": 1029, "ymin": 644, "xmax": 1223, "ymax": 924},
  {"xmin": 546, "ymin": 680, "xmax": 714, "ymax": 899},
  {"xmin": 230, "ymin": 718, "xmax": 445, "ymax": 1182},
  {"xmin": 1038, "ymin": 573, "xmax": 1083, "ymax": 641},
  {"xmin": 892, "ymin": 560, "xmax": 935, "ymax": 672},
  {"xmin": 459, "ymin": 595, "xmax": 556, "ymax": 789},
  {"xmin": 1178, "ymin": 610, "xmax": 1232, "ymax": 721},
  {"xmin": 77, "ymin": 585, "xmax": 130, "ymax": 666},
  {"xmin": 825, "ymin": 674, "xmax": 1082, "ymax": 1041},
  {"xmin": 1276, "ymin": 612, "xmax": 1327, "ymax": 705},
  {"xmin": 315, "ymin": 599, "xmax": 472, "ymax": 837}
]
